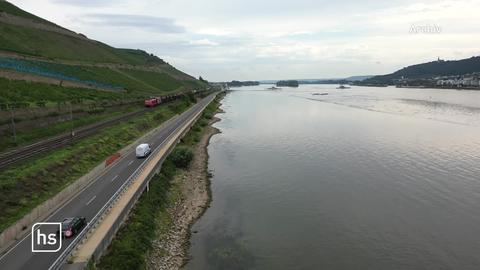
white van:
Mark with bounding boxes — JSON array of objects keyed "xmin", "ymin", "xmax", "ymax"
[{"xmin": 135, "ymin": 143, "xmax": 151, "ymax": 158}]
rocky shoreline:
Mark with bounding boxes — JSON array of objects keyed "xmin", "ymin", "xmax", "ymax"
[{"xmin": 147, "ymin": 113, "xmax": 222, "ymax": 270}]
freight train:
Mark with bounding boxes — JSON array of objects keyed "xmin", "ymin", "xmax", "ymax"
[{"xmin": 144, "ymin": 92, "xmax": 186, "ymax": 107}]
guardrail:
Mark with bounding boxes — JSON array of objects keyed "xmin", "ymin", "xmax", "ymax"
[
  {"xmin": 0, "ymin": 111, "xmax": 182, "ymax": 253},
  {"xmin": 48, "ymin": 94, "xmax": 215, "ymax": 270}
]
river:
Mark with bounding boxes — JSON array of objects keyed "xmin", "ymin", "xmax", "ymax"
[{"xmin": 186, "ymin": 85, "xmax": 480, "ymax": 270}]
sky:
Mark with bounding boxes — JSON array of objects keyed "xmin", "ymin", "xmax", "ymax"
[{"xmin": 8, "ymin": 0, "xmax": 480, "ymax": 81}]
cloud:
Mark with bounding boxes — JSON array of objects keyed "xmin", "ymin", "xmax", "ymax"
[
  {"xmin": 196, "ymin": 28, "xmax": 234, "ymax": 36},
  {"xmin": 8, "ymin": 0, "xmax": 480, "ymax": 81},
  {"xmin": 83, "ymin": 14, "xmax": 185, "ymax": 33},
  {"xmin": 189, "ymin": 39, "xmax": 218, "ymax": 46}
]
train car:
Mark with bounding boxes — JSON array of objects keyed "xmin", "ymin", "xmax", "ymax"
[
  {"xmin": 145, "ymin": 91, "xmax": 189, "ymax": 108},
  {"xmin": 145, "ymin": 98, "xmax": 158, "ymax": 107}
]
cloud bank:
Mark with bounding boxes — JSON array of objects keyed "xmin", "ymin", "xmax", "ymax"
[
  {"xmin": 9, "ymin": 0, "xmax": 480, "ymax": 81},
  {"xmin": 83, "ymin": 14, "xmax": 185, "ymax": 33}
]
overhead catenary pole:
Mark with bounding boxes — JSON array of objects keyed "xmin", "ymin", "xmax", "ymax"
[
  {"xmin": 10, "ymin": 107, "xmax": 17, "ymax": 144},
  {"xmin": 70, "ymin": 102, "xmax": 75, "ymax": 137}
]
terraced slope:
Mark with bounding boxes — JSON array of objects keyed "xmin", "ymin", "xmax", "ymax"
[{"xmin": 0, "ymin": 0, "xmax": 206, "ymax": 105}]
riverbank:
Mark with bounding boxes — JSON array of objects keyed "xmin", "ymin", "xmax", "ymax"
[
  {"xmin": 96, "ymin": 93, "xmax": 224, "ymax": 270},
  {"xmin": 147, "ymin": 115, "xmax": 221, "ymax": 270}
]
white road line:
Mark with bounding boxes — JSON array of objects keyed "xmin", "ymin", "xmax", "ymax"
[
  {"xmin": 85, "ymin": 196, "xmax": 96, "ymax": 206},
  {"xmin": 111, "ymin": 175, "xmax": 119, "ymax": 182},
  {"xmin": 128, "ymin": 160, "xmax": 134, "ymax": 166},
  {"xmin": 0, "ymin": 94, "xmax": 215, "ymax": 265}
]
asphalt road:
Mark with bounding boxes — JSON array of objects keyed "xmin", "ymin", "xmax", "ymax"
[{"xmin": 0, "ymin": 93, "xmax": 216, "ymax": 270}]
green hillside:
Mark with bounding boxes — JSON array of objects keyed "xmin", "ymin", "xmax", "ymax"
[
  {"xmin": 0, "ymin": 22, "xmax": 161, "ymax": 65},
  {"xmin": 363, "ymin": 56, "xmax": 480, "ymax": 85},
  {"xmin": 0, "ymin": 1, "xmax": 163, "ymax": 64},
  {"xmin": 0, "ymin": 1, "xmax": 206, "ymax": 105}
]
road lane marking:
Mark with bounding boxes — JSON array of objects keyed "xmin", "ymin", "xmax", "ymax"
[
  {"xmin": 0, "ymin": 94, "xmax": 216, "ymax": 264},
  {"xmin": 86, "ymin": 196, "xmax": 97, "ymax": 206},
  {"xmin": 111, "ymin": 175, "xmax": 119, "ymax": 182},
  {"xmin": 128, "ymin": 160, "xmax": 134, "ymax": 166},
  {"xmin": 49, "ymin": 95, "xmax": 214, "ymax": 267}
]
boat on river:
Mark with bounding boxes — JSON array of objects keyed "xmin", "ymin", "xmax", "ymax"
[{"xmin": 337, "ymin": 84, "xmax": 351, "ymax": 89}]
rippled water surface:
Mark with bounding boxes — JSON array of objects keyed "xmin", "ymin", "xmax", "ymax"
[{"xmin": 187, "ymin": 85, "xmax": 480, "ymax": 270}]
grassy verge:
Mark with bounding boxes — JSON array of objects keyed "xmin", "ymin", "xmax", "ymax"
[
  {"xmin": 96, "ymin": 93, "xmax": 224, "ymax": 270},
  {"xmin": 0, "ymin": 77, "xmax": 125, "ymax": 104},
  {"xmin": 0, "ymin": 70, "xmax": 207, "ymax": 110},
  {"xmin": 0, "ymin": 104, "xmax": 142, "ymax": 152},
  {"xmin": 119, "ymin": 69, "xmax": 182, "ymax": 92},
  {"xmin": 0, "ymin": 57, "xmax": 207, "ymax": 104},
  {"xmin": 0, "ymin": 97, "xmax": 195, "ymax": 233}
]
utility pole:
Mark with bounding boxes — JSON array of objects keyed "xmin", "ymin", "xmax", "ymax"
[
  {"xmin": 70, "ymin": 102, "xmax": 75, "ymax": 137},
  {"xmin": 10, "ymin": 107, "xmax": 17, "ymax": 144}
]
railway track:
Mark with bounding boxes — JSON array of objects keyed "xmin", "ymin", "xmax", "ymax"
[
  {"xmin": 0, "ymin": 90, "xmax": 213, "ymax": 170},
  {"xmin": 0, "ymin": 108, "xmax": 150, "ymax": 170}
]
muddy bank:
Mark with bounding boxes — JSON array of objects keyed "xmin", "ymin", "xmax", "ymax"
[{"xmin": 147, "ymin": 114, "xmax": 222, "ymax": 270}]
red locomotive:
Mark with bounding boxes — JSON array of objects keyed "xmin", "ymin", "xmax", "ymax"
[
  {"xmin": 144, "ymin": 92, "xmax": 187, "ymax": 107},
  {"xmin": 144, "ymin": 97, "xmax": 160, "ymax": 107}
]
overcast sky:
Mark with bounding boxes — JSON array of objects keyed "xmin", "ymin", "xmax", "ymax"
[{"xmin": 9, "ymin": 0, "xmax": 480, "ymax": 81}]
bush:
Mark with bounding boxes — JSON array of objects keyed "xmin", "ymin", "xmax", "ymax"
[
  {"xmin": 153, "ymin": 112, "xmax": 163, "ymax": 121},
  {"xmin": 170, "ymin": 146, "xmax": 193, "ymax": 168},
  {"xmin": 36, "ymin": 101, "xmax": 46, "ymax": 107},
  {"xmin": 97, "ymin": 160, "xmax": 176, "ymax": 270},
  {"xmin": 184, "ymin": 92, "xmax": 196, "ymax": 104},
  {"xmin": 135, "ymin": 119, "xmax": 150, "ymax": 131},
  {"xmin": 204, "ymin": 112, "xmax": 213, "ymax": 120},
  {"xmin": 199, "ymin": 119, "xmax": 208, "ymax": 127}
]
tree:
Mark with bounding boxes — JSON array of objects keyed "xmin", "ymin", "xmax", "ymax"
[{"xmin": 170, "ymin": 146, "xmax": 193, "ymax": 168}]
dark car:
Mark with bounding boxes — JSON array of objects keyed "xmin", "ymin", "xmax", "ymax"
[{"xmin": 56, "ymin": 217, "xmax": 87, "ymax": 238}]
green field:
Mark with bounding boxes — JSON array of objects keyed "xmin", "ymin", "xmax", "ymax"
[
  {"xmin": 0, "ymin": 73, "xmax": 204, "ymax": 106},
  {"xmin": 0, "ymin": 77, "xmax": 124, "ymax": 104},
  {"xmin": 0, "ymin": 104, "xmax": 141, "ymax": 152},
  {"xmin": 120, "ymin": 69, "xmax": 183, "ymax": 92},
  {"xmin": 0, "ymin": 59, "xmax": 208, "ymax": 103}
]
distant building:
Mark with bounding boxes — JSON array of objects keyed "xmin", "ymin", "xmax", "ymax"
[{"xmin": 435, "ymin": 73, "xmax": 480, "ymax": 88}]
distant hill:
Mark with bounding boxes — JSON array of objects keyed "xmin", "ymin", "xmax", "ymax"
[
  {"xmin": 344, "ymin": 75, "xmax": 374, "ymax": 81},
  {"xmin": 227, "ymin": 80, "xmax": 260, "ymax": 87},
  {"xmin": 258, "ymin": 76, "xmax": 374, "ymax": 85},
  {"xmin": 363, "ymin": 56, "xmax": 480, "ymax": 85},
  {"xmin": 276, "ymin": 80, "xmax": 299, "ymax": 87},
  {"xmin": 0, "ymin": 1, "xmax": 206, "ymax": 104}
]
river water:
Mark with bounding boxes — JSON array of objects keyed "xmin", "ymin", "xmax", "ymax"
[{"xmin": 186, "ymin": 85, "xmax": 480, "ymax": 270}]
